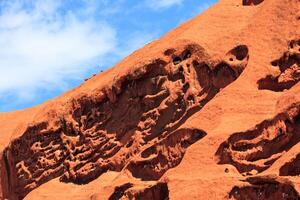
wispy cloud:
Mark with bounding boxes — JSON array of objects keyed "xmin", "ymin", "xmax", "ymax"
[
  {"xmin": 0, "ymin": 0, "xmax": 215, "ymax": 111},
  {"xmin": 0, "ymin": 0, "xmax": 159, "ymax": 111},
  {"xmin": 146, "ymin": 0, "xmax": 184, "ymax": 9},
  {"xmin": 0, "ymin": 0, "xmax": 118, "ymax": 100},
  {"xmin": 0, "ymin": 23, "xmax": 116, "ymax": 86}
]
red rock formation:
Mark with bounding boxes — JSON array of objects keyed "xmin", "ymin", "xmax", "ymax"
[{"xmin": 0, "ymin": 0, "xmax": 300, "ymax": 199}]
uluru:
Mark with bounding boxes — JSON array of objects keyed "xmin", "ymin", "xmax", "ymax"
[{"xmin": 1, "ymin": 0, "xmax": 300, "ymax": 199}]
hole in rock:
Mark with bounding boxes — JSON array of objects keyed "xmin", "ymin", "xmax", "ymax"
[
  {"xmin": 173, "ymin": 56, "xmax": 182, "ymax": 65},
  {"xmin": 182, "ymin": 50, "xmax": 192, "ymax": 60},
  {"xmin": 242, "ymin": 0, "xmax": 264, "ymax": 6},
  {"xmin": 271, "ymin": 60, "xmax": 278, "ymax": 67},
  {"xmin": 229, "ymin": 45, "xmax": 249, "ymax": 61}
]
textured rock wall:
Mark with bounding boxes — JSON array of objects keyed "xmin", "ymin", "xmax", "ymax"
[{"xmin": 0, "ymin": 41, "xmax": 249, "ymax": 199}]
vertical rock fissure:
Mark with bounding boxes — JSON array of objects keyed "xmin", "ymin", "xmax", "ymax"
[{"xmin": 2, "ymin": 148, "xmax": 11, "ymax": 198}]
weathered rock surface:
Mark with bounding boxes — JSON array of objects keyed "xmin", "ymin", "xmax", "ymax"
[{"xmin": 0, "ymin": 0, "xmax": 300, "ymax": 199}]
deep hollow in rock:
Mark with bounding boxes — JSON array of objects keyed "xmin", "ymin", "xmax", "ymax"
[
  {"xmin": 126, "ymin": 128, "xmax": 207, "ymax": 180},
  {"xmin": 258, "ymin": 39, "xmax": 300, "ymax": 92},
  {"xmin": 242, "ymin": 0, "xmax": 264, "ymax": 6},
  {"xmin": 108, "ymin": 183, "xmax": 134, "ymax": 200},
  {"xmin": 228, "ymin": 45, "xmax": 249, "ymax": 61},
  {"xmin": 228, "ymin": 175, "xmax": 299, "ymax": 200},
  {"xmin": 279, "ymin": 153, "xmax": 300, "ymax": 176},
  {"xmin": 108, "ymin": 182, "xmax": 169, "ymax": 200},
  {"xmin": 216, "ymin": 107, "xmax": 300, "ymax": 174}
]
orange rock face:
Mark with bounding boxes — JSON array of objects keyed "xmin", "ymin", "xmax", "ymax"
[{"xmin": 0, "ymin": 0, "xmax": 300, "ymax": 199}]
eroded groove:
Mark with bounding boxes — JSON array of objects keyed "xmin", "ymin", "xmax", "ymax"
[
  {"xmin": 126, "ymin": 128, "xmax": 207, "ymax": 180},
  {"xmin": 279, "ymin": 153, "xmax": 300, "ymax": 176},
  {"xmin": 131, "ymin": 182, "xmax": 169, "ymax": 200},
  {"xmin": 216, "ymin": 106, "xmax": 300, "ymax": 175},
  {"xmin": 258, "ymin": 39, "xmax": 300, "ymax": 92},
  {"xmin": 3, "ymin": 149, "xmax": 10, "ymax": 190},
  {"xmin": 108, "ymin": 182, "xmax": 169, "ymax": 200},
  {"xmin": 228, "ymin": 175, "xmax": 299, "ymax": 200},
  {"xmin": 1, "ymin": 41, "xmax": 249, "ymax": 199},
  {"xmin": 108, "ymin": 183, "xmax": 134, "ymax": 200}
]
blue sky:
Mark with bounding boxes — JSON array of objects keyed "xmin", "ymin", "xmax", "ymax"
[{"xmin": 0, "ymin": 0, "xmax": 217, "ymax": 112}]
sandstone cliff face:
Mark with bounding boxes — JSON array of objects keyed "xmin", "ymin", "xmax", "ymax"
[{"xmin": 0, "ymin": 0, "xmax": 300, "ymax": 199}]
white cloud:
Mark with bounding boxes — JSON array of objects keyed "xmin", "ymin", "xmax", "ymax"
[
  {"xmin": 146, "ymin": 0, "xmax": 184, "ymax": 9},
  {"xmin": 0, "ymin": 0, "xmax": 167, "ymax": 111},
  {"xmin": 0, "ymin": 0, "xmax": 117, "ymax": 99}
]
